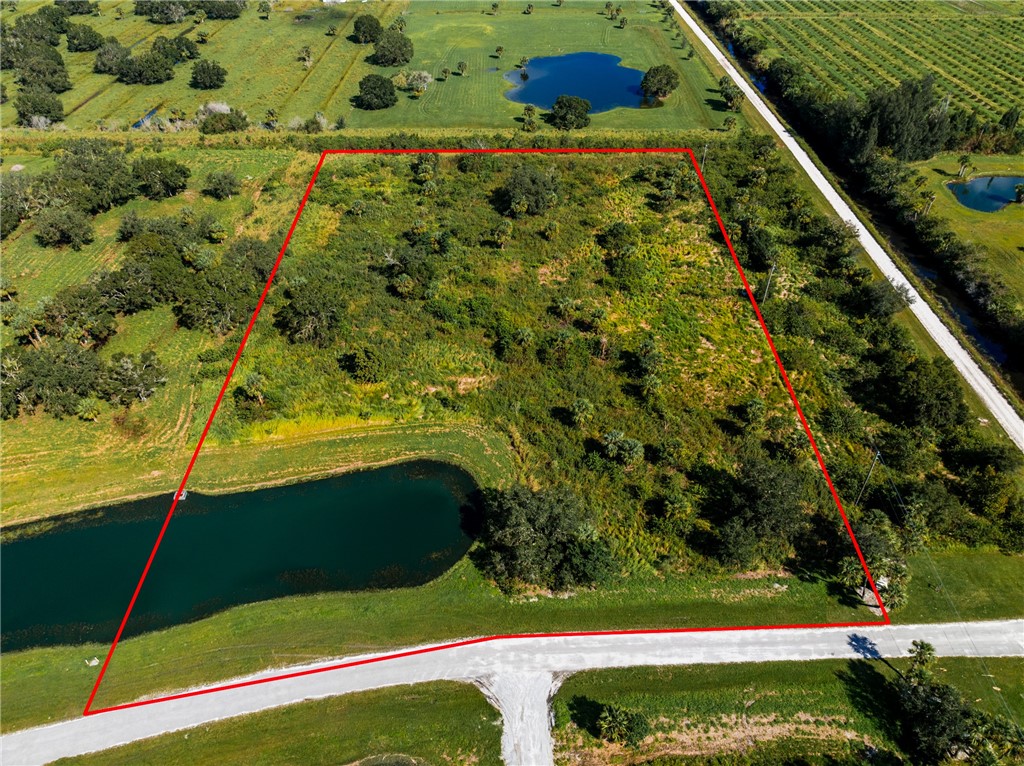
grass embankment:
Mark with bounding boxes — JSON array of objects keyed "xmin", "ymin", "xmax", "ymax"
[
  {"xmin": 553, "ymin": 657, "xmax": 1024, "ymax": 763},
  {"xmin": 914, "ymin": 152, "xmax": 1024, "ymax": 310},
  {"xmin": 0, "ymin": 0, "xmax": 740, "ymax": 133},
  {"xmin": 5, "ymin": 548, "xmax": 1022, "ymax": 734},
  {"xmin": 55, "ymin": 681, "xmax": 502, "ymax": 766}
]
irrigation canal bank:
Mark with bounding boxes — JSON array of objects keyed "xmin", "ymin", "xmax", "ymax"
[{"xmin": 0, "ymin": 460, "xmax": 476, "ymax": 651}]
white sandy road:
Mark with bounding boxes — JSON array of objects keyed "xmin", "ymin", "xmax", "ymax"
[
  {"xmin": 668, "ymin": 0, "xmax": 1024, "ymax": 453},
  {"xmin": 2, "ymin": 620, "xmax": 1021, "ymax": 765}
]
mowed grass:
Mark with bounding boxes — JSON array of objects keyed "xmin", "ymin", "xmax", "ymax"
[
  {"xmin": 552, "ymin": 657, "xmax": 1023, "ymax": 762},
  {"xmin": 2, "ymin": 559, "xmax": 876, "ymax": 733},
  {"xmin": 913, "ymin": 152, "xmax": 1024, "ymax": 316},
  {"xmin": 4, "ymin": 546, "xmax": 1021, "ymax": 733},
  {"xmin": 54, "ymin": 681, "xmax": 502, "ymax": 766},
  {"xmin": 734, "ymin": 0, "xmax": 1024, "ymax": 123},
  {"xmin": 1, "ymin": 0, "xmax": 741, "ymax": 132}
]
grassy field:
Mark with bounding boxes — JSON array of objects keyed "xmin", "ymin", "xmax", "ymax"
[
  {"xmin": 732, "ymin": 0, "xmax": 1024, "ymax": 123},
  {"xmin": 552, "ymin": 657, "xmax": 1023, "ymax": 763},
  {"xmin": 0, "ymin": 0, "xmax": 742, "ymax": 133},
  {"xmin": 912, "ymin": 152, "xmax": 1024, "ymax": 314},
  {"xmin": 55, "ymin": 681, "xmax": 502, "ymax": 766}
]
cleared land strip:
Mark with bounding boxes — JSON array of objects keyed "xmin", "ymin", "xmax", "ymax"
[
  {"xmin": 1, "ymin": 620, "xmax": 1020, "ymax": 765},
  {"xmin": 670, "ymin": 0, "xmax": 1024, "ymax": 452}
]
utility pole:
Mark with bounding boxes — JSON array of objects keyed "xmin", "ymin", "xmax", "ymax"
[
  {"xmin": 761, "ymin": 262, "xmax": 776, "ymax": 304},
  {"xmin": 855, "ymin": 450, "xmax": 881, "ymax": 507},
  {"xmin": 699, "ymin": 143, "xmax": 709, "ymax": 174}
]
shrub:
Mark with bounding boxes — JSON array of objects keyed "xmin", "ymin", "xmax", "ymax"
[
  {"xmin": 203, "ymin": 170, "xmax": 241, "ymax": 200},
  {"xmin": 132, "ymin": 156, "xmax": 190, "ymax": 199},
  {"xmin": 198, "ymin": 107, "xmax": 248, "ymax": 134},
  {"xmin": 189, "ymin": 59, "xmax": 227, "ymax": 89}
]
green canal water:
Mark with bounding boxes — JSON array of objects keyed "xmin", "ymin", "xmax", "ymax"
[{"xmin": 0, "ymin": 460, "xmax": 477, "ymax": 652}]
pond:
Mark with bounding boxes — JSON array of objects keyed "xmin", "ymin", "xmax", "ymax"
[
  {"xmin": 503, "ymin": 51, "xmax": 655, "ymax": 112},
  {"xmin": 0, "ymin": 460, "xmax": 477, "ymax": 652},
  {"xmin": 946, "ymin": 175, "xmax": 1024, "ymax": 212}
]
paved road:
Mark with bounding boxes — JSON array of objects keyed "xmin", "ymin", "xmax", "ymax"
[
  {"xmin": 3, "ymin": 620, "xmax": 1021, "ymax": 765},
  {"xmin": 669, "ymin": 0, "xmax": 1024, "ymax": 453}
]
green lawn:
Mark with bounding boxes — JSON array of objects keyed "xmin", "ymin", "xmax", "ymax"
[
  {"xmin": 553, "ymin": 656, "xmax": 1024, "ymax": 763},
  {"xmin": 913, "ymin": 152, "xmax": 1024, "ymax": 317},
  {"xmin": 55, "ymin": 681, "xmax": 502, "ymax": 766},
  {"xmin": 2, "ymin": 0, "xmax": 742, "ymax": 133}
]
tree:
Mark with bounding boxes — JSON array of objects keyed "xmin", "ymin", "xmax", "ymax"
[
  {"xmin": 495, "ymin": 45, "xmax": 504, "ymax": 58},
  {"xmin": 719, "ymin": 76, "xmax": 744, "ymax": 111},
  {"xmin": 342, "ymin": 345, "xmax": 390, "ymax": 383},
  {"xmin": 491, "ymin": 1, "xmax": 499, "ymax": 13},
  {"xmin": 66, "ymin": 22, "xmax": 104, "ymax": 52},
  {"xmin": 93, "ymin": 37, "xmax": 130, "ymax": 73},
  {"xmin": 619, "ymin": 16, "xmax": 627, "ymax": 28},
  {"xmin": 441, "ymin": 66, "xmax": 451, "ymax": 80},
  {"xmin": 100, "ymin": 351, "xmax": 167, "ymax": 405},
  {"xmin": 356, "ymin": 73, "xmax": 397, "ymax": 110},
  {"xmin": 640, "ymin": 64, "xmax": 679, "ymax": 98},
  {"xmin": 189, "ymin": 59, "xmax": 227, "ymax": 89},
  {"xmin": 723, "ymin": 115, "xmax": 737, "ymax": 131},
  {"xmin": 34, "ymin": 206, "xmax": 94, "ymax": 250},
  {"xmin": 457, "ymin": 60, "xmax": 468, "ymax": 76},
  {"xmin": 495, "ymin": 163, "xmax": 559, "ymax": 217},
  {"xmin": 8, "ymin": 341, "xmax": 103, "ymax": 417},
  {"xmin": 372, "ymin": 29, "xmax": 413, "ymax": 66},
  {"xmin": 326, "ymin": 24, "xmax": 337, "ymax": 36},
  {"xmin": 257, "ymin": 1, "xmax": 270, "ymax": 19},
  {"xmin": 132, "ymin": 156, "xmax": 190, "ymax": 199},
  {"xmin": 202, "ymin": 170, "xmax": 240, "ymax": 200},
  {"xmin": 1016, "ymin": 183, "xmax": 1024, "ymax": 204},
  {"xmin": 524, "ymin": 3, "xmax": 534, "ymax": 13},
  {"xmin": 549, "ymin": 94, "xmax": 590, "ymax": 130},
  {"xmin": 479, "ymin": 485, "xmax": 614, "ymax": 590},
  {"xmin": 14, "ymin": 89, "xmax": 64, "ymax": 126},
  {"xmin": 406, "ymin": 69, "xmax": 433, "ymax": 96},
  {"xmin": 353, "ymin": 14, "xmax": 383, "ymax": 43},
  {"xmin": 957, "ymin": 153, "xmax": 971, "ymax": 177},
  {"xmin": 998, "ymin": 104, "xmax": 1021, "ymax": 132}
]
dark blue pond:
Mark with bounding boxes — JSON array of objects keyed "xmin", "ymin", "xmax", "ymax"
[
  {"xmin": 1, "ymin": 460, "xmax": 476, "ymax": 651},
  {"xmin": 946, "ymin": 175, "xmax": 1024, "ymax": 212},
  {"xmin": 503, "ymin": 52, "xmax": 654, "ymax": 113}
]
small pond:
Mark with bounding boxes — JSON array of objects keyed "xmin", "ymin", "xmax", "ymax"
[
  {"xmin": 946, "ymin": 175, "xmax": 1024, "ymax": 213},
  {"xmin": 0, "ymin": 460, "xmax": 477, "ymax": 651},
  {"xmin": 503, "ymin": 51, "xmax": 656, "ymax": 112}
]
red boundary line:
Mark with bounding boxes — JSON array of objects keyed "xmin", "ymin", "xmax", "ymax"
[{"xmin": 82, "ymin": 147, "xmax": 889, "ymax": 717}]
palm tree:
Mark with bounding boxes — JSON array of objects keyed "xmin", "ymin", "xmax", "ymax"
[
  {"xmin": 326, "ymin": 24, "xmax": 337, "ymax": 36},
  {"xmin": 495, "ymin": 46, "xmax": 504, "ymax": 58},
  {"xmin": 458, "ymin": 61, "xmax": 468, "ymax": 76},
  {"xmin": 525, "ymin": 2, "xmax": 534, "ymax": 13},
  {"xmin": 619, "ymin": 16, "xmax": 628, "ymax": 28},
  {"xmin": 957, "ymin": 154, "xmax": 971, "ymax": 177},
  {"xmin": 491, "ymin": 1, "xmax": 499, "ymax": 13},
  {"xmin": 519, "ymin": 56, "xmax": 530, "ymax": 68},
  {"xmin": 441, "ymin": 66, "xmax": 452, "ymax": 80}
]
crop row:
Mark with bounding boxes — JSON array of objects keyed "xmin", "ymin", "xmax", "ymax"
[{"xmin": 742, "ymin": 12, "xmax": 1022, "ymax": 121}]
